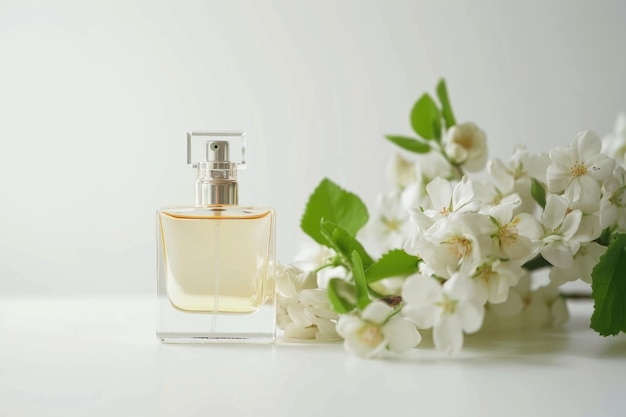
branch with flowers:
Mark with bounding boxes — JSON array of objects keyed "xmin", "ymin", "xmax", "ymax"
[{"xmin": 275, "ymin": 79, "xmax": 626, "ymax": 358}]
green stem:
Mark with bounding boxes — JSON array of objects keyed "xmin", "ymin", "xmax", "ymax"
[
  {"xmin": 434, "ymin": 144, "xmax": 464, "ymax": 180},
  {"xmin": 312, "ymin": 254, "xmax": 349, "ymax": 274},
  {"xmin": 451, "ymin": 164, "xmax": 464, "ymax": 180},
  {"xmin": 312, "ymin": 262, "xmax": 336, "ymax": 274},
  {"xmin": 382, "ymin": 301, "xmax": 405, "ymax": 324}
]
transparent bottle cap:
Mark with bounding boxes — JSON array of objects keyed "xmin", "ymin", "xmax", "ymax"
[{"xmin": 186, "ymin": 131, "xmax": 247, "ymax": 169}]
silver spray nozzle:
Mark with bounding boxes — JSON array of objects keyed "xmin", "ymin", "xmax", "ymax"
[
  {"xmin": 206, "ymin": 140, "xmax": 229, "ymax": 163},
  {"xmin": 186, "ymin": 132, "xmax": 246, "ymax": 206}
]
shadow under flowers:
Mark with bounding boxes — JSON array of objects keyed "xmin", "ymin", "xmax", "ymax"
[{"xmin": 397, "ymin": 299, "xmax": 626, "ymax": 365}]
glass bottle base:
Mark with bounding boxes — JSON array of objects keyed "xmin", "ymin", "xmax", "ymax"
[{"xmin": 156, "ymin": 296, "xmax": 275, "ymax": 344}]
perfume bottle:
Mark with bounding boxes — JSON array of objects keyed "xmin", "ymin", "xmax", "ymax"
[{"xmin": 156, "ymin": 131, "xmax": 276, "ymax": 343}]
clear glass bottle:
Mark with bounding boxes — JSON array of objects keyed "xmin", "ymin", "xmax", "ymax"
[{"xmin": 156, "ymin": 131, "xmax": 276, "ymax": 343}]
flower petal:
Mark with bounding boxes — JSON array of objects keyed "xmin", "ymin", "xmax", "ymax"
[
  {"xmin": 560, "ymin": 209, "xmax": 582, "ymax": 240},
  {"xmin": 490, "ymin": 203, "xmax": 513, "ymax": 226},
  {"xmin": 548, "ymin": 265, "xmax": 577, "ymax": 285},
  {"xmin": 344, "ymin": 332, "xmax": 387, "ymax": 358},
  {"xmin": 427, "ymin": 177, "xmax": 452, "ymax": 212},
  {"xmin": 287, "ymin": 304, "xmax": 311, "ymax": 326},
  {"xmin": 284, "ymin": 322, "xmax": 317, "ymax": 339},
  {"xmin": 402, "ymin": 274, "xmax": 442, "ymax": 304},
  {"xmin": 403, "ymin": 304, "xmax": 439, "ymax": 330},
  {"xmin": 516, "ymin": 213, "xmax": 543, "ymax": 240},
  {"xmin": 574, "ymin": 130, "xmax": 602, "ymax": 161},
  {"xmin": 587, "ymin": 156, "xmax": 616, "ymax": 182},
  {"xmin": 382, "ymin": 318, "xmax": 421, "ymax": 353},
  {"xmin": 456, "ymin": 301, "xmax": 485, "ymax": 333},
  {"xmin": 361, "ymin": 301, "xmax": 393, "ymax": 324},
  {"xmin": 565, "ymin": 176, "xmax": 601, "ymax": 212},
  {"xmin": 433, "ymin": 315, "xmax": 463, "ymax": 355},
  {"xmin": 542, "ymin": 194, "xmax": 567, "ymax": 230},
  {"xmin": 336, "ymin": 315, "xmax": 362, "ymax": 338},
  {"xmin": 452, "ymin": 176, "xmax": 476, "ymax": 211},
  {"xmin": 541, "ymin": 242, "xmax": 574, "ymax": 269}
]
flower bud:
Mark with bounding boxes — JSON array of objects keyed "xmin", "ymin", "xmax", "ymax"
[{"xmin": 444, "ymin": 122, "xmax": 488, "ymax": 171}]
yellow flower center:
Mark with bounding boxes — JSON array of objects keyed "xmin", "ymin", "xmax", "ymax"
[
  {"xmin": 439, "ymin": 206, "xmax": 451, "ymax": 216},
  {"xmin": 609, "ymin": 185, "xmax": 626, "ymax": 208},
  {"xmin": 474, "ymin": 264, "xmax": 496, "ymax": 284},
  {"xmin": 358, "ymin": 324, "xmax": 384, "ymax": 348},
  {"xmin": 498, "ymin": 219, "xmax": 520, "ymax": 247},
  {"xmin": 446, "ymin": 236, "xmax": 472, "ymax": 260},
  {"xmin": 512, "ymin": 165, "xmax": 525, "ymax": 180},
  {"xmin": 381, "ymin": 216, "xmax": 402, "ymax": 233},
  {"xmin": 571, "ymin": 161, "xmax": 588, "ymax": 177},
  {"xmin": 436, "ymin": 294, "xmax": 458, "ymax": 315}
]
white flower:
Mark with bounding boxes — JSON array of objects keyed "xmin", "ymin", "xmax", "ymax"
[
  {"xmin": 540, "ymin": 194, "xmax": 584, "ymax": 269},
  {"xmin": 275, "ymin": 264, "xmax": 317, "ymax": 301},
  {"xmin": 549, "ymin": 241, "xmax": 607, "ymax": 285},
  {"xmin": 402, "ymin": 274, "xmax": 485, "ymax": 355},
  {"xmin": 602, "ymin": 112, "xmax": 626, "ymax": 168},
  {"xmin": 275, "ymin": 264, "xmax": 340, "ymax": 341},
  {"xmin": 336, "ymin": 301, "xmax": 421, "ymax": 358},
  {"xmin": 509, "ymin": 145, "xmax": 551, "ymax": 182},
  {"xmin": 600, "ymin": 166, "xmax": 626, "ymax": 231},
  {"xmin": 283, "ymin": 289, "xmax": 340, "ymax": 341},
  {"xmin": 424, "ymin": 176, "xmax": 481, "ymax": 217},
  {"xmin": 404, "ymin": 177, "xmax": 486, "ymax": 277},
  {"xmin": 387, "ymin": 153, "xmax": 418, "ymax": 188},
  {"xmin": 291, "ymin": 242, "xmax": 336, "ymax": 272},
  {"xmin": 481, "ymin": 286, "xmax": 524, "ymax": 332},
  {"xmin": 489, "ymin": 202, "xmax": 542, "ymax": 262},
  {"xmin": 474, "ymin": 159, "xmax": 521, "ymax": 212},
  {"xmin": 465, "ymin": 257, "xmax": 526, "ymax": 304},
  {"xmin": 484, "ymin": 274, "xmax": 569, "ymax": 330},
  {"xmin": 290, "ymin": 243, "xmax": 348, "ymax": 287},
  {"xmin": 547, "ymin": 130, "xmax": 615, "ymax": 212},
  {"xmin": 541, "ymin": 285, "xmax": 569, "ymax": 328},
  {"xmin": 406, "ymin": 212, "xmax": 496, "ymax": 278},
  {"xmin": 576, "ymin": 212, "xmax": 603, "ymax": 243},
  {"xmin": 404, "ymin": 176, "xmax": 481, "ymax": 250},
  {"xmin": 361, "ymin": 189, "xmax": 413, "ymax": 256},
  {"xmin": 444, "ymin": 122, "xmax": 488, "ymax": 171},
  {"xmin": 506, "ymin": 146, "xmax": 551, "ymax": 215}
]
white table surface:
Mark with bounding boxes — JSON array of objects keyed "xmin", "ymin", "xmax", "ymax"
[{"xmin": 0, "ymin": 296, "xmax": 624, "ymax": 417}]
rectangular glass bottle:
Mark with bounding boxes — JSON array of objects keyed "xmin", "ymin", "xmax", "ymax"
[{"xmin": 156, "ymin": 132, "xmax": 276, "ymax": 343}]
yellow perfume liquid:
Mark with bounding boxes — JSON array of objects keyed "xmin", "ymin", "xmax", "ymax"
[{"xmin": 159, "ymin": 206, "xmax": 273, "ymax": 314}]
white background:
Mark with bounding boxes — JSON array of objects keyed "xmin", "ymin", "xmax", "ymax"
[{"xmin": 1, "ymin": 0, "xmax": 625, "ymax": 295}]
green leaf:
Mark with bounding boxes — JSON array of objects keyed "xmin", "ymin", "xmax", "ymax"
[
  {"xmin": 365, "ymin": 249, "xmax": 420, "ymax": 283},
  {"xmin": 327, "ymin": 278, "xmax": 357, "ymax": 313},
  {"xmin": 300, "ymin": 178, "xmax": 369, "ymax": 246},
  {"xmin": 351, "ymin": 251, "xmax": 371, "ymax": 310},
  {"xmin": 591, "ymin": 234, "xmax": 626, "ymax": 336},
  {"xmin": 410, "ymin": 93, "xmax": 442, "ymax": 142},
  {"xmin": 384, "ymin": 135, "xmax": 431, "ymax": 154},
  {"xmin": 320, "ymin": 220, "xmax": 374, "ymax": 269},
  {"xmin": 530, "ymin": 178, "xmax": 547, "ymax": 209},
  {"xmin": 435, "ymin": 79, "xmax": 456, "ymax": 129}
]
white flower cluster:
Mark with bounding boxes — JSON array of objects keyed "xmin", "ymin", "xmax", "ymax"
[
  {"xmin": 274, "ymin": 262, "xmax": 340, "ymax": 341},
  {"xmin": 278, "ymin": 115, "xmax": 626, "ymax": 358}
]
